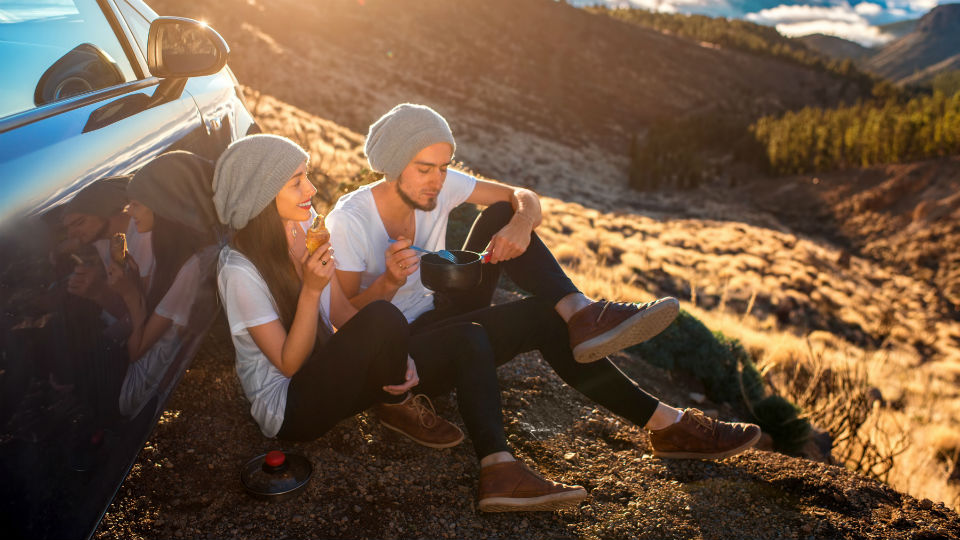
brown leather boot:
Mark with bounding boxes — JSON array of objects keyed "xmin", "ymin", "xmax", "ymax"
[
  {"xmin": 375, "ymin": 394, "xmax": 464, "ymax": 449},
  {"xmin": 477, "ymin": 460, "xmax": 587, "ymax": 512},
  {"xmin": 649, "ymin": 408, "xmax": 761, "ymax": 459},
  {"xmin": 568, "ymin": 297, "xmax": 679, "ymax": 364}
]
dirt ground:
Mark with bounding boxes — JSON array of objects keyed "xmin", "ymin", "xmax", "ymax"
[{"xmin": 94, "ymin": 290, "xmax": 960, "ymax": 540}]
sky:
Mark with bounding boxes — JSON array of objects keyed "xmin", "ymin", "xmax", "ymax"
[{"xmin": 568, "ymin": 0, "xmax": 960, "ymax": 47}]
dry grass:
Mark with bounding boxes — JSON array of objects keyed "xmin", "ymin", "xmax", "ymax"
[{"xmin": 233, "ymin": 89, "xmax": 960, "ymax": 509}]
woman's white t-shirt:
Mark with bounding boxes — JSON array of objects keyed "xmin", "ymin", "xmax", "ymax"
[
  {"xmin": 119, "ymin": 247, "xmax": 213, "ymax": 418},
  {"xmin": 217, "ymin": 240, "xmax": 333, "ymax": 438}
]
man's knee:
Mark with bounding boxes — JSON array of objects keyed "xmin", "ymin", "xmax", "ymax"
[
  {"xmin": 477, "ymin": 200, "xmax": 514, "ymax": 228},
  {"xmin": 358, "ymin": 300, "xmax": 408, "ymax": 332}
]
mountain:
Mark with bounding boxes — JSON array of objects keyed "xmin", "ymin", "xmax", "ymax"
[
  {"xmin": 867, "ymin": 3, "xmax": 960, "ymax": 83},
  {"xmin": 151, "ymin": 0, "xmax": 865, "ymax": 195},
  {"xmin": 798, "ymin": 33, "xmax": 874, "ymax": 62},
  {"xmin": 879, "ymin": 18, "xmax": 920, "ymax": 39}
]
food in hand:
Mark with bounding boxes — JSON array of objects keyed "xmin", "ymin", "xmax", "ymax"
[
  {"xmin": 110, "ymin": 233, "xmax": 127, "ymax": 265},
  {"xmin": 305, "ymin": 214, "xmax": 330, "ymax": 255}
]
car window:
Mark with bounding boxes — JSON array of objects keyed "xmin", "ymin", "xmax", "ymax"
[
  {"xmin": 115, "ymin": 0, "xmax": 151, "ymax": 60},
  {"xmin": 0, "ymin": 0, "xmax": 138, "ymax": 119}
]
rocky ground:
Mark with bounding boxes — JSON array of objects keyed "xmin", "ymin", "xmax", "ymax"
[{"xmin": 94, "ymin": 292, "xmax": 960, "ymax": 539}]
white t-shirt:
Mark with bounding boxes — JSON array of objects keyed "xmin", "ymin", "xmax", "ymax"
[
  {"xmin": 119, "ymin": 247, "xmax": 213, "ymax": 418},
  {"xmin": 217, "ymin": 235, "xmax": 333, "ymax": 438},
  {"xmin": 327, "ymin": 168, "xmax": 477, "ymax": 322},
  {"xmin": 94, "ymin": 220, "xmax": 155, "ymax": 278}
]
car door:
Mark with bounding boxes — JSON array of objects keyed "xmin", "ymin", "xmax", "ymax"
[{"xmin": 0, "ymin": 2, "xmax": 252, "ymax": 538}]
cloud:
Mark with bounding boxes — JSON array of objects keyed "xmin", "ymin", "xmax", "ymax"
[
  {"xmin": 854, "ymin": 2, "xmax": 884, "ymax": 16},
  {"xmin": 745, "ymin": 4, "xmax": 897, "ymax": 46}
]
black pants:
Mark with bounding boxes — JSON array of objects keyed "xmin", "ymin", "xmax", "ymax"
[
  {"xmin": 412, "ymin": 203, "xmax": 661, "ymax": 427},
  {"xmin": 278, "ymin": 301, "xmax": 509, "ymax": 458}
]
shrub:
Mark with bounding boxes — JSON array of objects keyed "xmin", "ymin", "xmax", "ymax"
[{"xmin": 628, "ymin": 310, "xmax": 811, "ymax": 452}]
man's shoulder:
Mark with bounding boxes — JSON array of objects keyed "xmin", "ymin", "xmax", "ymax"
[{"xmin": 329, "ymin": 183, "xmax": 376, "ymax": 222}]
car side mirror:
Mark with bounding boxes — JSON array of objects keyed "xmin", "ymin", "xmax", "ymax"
[{"xmin": 146, "ymin": 17, "xmax": 229, "ymax": 105}]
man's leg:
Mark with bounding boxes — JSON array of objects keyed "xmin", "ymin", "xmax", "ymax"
[
  {"xmin": 449, "ymin": 201, "xmax": 680, "ymax": 364},
  {"xmin": 417, "ymin": 297, "xmax": 760, "ymax": 459}
]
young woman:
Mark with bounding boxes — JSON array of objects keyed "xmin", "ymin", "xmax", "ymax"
[
  {"xmin": 212, "ymin": 134, "xmax": 587, "ymax": 512},
  {"xmin": 107, "ymin": 151, "xmax": 221, "ymax": 418}
]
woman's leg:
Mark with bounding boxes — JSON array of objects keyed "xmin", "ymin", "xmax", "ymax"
[
  {"xmin": 277, "ymin": 300, "xmax": 408, "ymax": 441},
  {"xmin": 409, "ymin": 322, "xmax": 509, "ymax": 459},
  {"xmin": 417, "ymin": 297, "xmax": 661, "ymax": 427}
]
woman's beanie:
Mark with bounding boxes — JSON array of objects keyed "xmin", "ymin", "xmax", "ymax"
[
  {"xmin": 212, "ymin": 134, "xmax": 309, "ymax": 229},
  {"xmin": 364, "ymin": 103, "xmax": 455, "ymax": 180},
  {"xmin": 128, "ymin": 151, "xmax": 217, "ymax": 234}
]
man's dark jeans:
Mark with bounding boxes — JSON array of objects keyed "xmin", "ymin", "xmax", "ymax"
[{"xmin": 411, "ymin": 202, "xmax": 661, "ymax": 428}]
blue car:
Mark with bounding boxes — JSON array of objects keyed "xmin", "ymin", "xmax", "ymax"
[{"xmin": 0, "ymin": 1, "xmax": 255, "ymax": 538}]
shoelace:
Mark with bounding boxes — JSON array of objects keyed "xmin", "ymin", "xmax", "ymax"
[
  {"xmin": 407, "ymin": 394, "xmax": 439, "ymax": 428},
  {"xmin": 595, "ymin": 299, "xmax": 655, "ymax": 324},
  {"xmin": 687, "ymin": 410, "xmax": 719, "ymax": 438}
]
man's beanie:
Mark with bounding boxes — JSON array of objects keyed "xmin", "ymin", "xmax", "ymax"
[
  {"xmin": 212, "ymin": 134, "xmax": 309, "ymax": 229},
  {"xmin": 64, "ymin": 176, "xmax": 130, "ymax": 218},
  {"xmin": 364, "ymin": 103, "xmax": 456, "ymax": 180},
  {"xmin": 128, "ymin": 151, "xmax": 217, "ymax": 235}
]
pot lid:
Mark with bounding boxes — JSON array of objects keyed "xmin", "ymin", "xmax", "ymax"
[{"xmin": 240, "ymin": 450, "xmax": 312, "ymax": 498}]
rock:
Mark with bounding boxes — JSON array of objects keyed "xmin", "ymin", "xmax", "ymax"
[
  {"xmin": 688, "ymin": 392, "xmax": 706, "ymax": 404},
  {"xmin": 919, "ymin": 498, "xmax": 933, "ymax": 510},
  {"xmin": 564, "ymin": 452, "xmax": 577, "ymax": 461}
]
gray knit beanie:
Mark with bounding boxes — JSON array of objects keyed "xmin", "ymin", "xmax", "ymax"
[
  {"xmin": 212, "ymin": 134, "xmax": 309, "ymax": 229},
  {"xmin": 364, "ymin": 103, "xmax": 456, "ymax": 180}
]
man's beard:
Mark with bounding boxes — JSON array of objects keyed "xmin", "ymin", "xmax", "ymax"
[{"xmin": 395, "ymin": 177, "xmax": 437, "ymax": 211}]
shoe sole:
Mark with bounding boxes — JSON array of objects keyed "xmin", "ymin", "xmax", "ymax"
[
  {"xmin": 652, "ymin": 429, "xmax": 762, "ymax": 460},
  {"xmin": 379, "ymin": 420, "xmax": 464, "ymax": 449},
  {"xmin": 573, "ymin": 297, "xmax": 679, "ymax": 364},
  {"xmin": 478, "ymin": 488, "xmax": 587, "ymax": 512}
]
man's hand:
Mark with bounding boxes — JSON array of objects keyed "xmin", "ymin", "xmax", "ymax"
[
  {"xmin": 382, "ymin": 355, "xmax": 420, "ymax": 395},
  {"xmin": 384, "ymin": 236, "xmax": 419, "ymax": 287},
  {"xmin": 485, "ymin": 217, "xmax": 533, "ymax": 264},
  {"xmin": 106, "ymin": 256, "xmax": 141, "ymax": 299}
]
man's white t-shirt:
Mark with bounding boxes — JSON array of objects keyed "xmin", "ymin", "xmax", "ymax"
[
  {"xmin": 216, "ymin": 218, "xmax": 333, "ymax": 438},
  {"xmin": 326, "ymin": 169, "xmax": 477, "ymax": 322}
]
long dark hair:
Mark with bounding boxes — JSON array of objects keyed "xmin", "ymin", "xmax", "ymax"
[
  {"xmin": 231, "ymin": 201, "xmax": 302, "ymax": 331},
  {"xmin": 147, "ymin": 214, "xmax": 207, "ymax": 313}
]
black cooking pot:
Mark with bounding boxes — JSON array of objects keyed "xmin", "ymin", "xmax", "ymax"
[{"xmin": 420, "ymin": 250, "xmax": 482, "ymax": 292}]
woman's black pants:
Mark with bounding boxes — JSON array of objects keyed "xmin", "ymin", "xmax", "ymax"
[{"xmin": 277, "ymin": 300, "xmax": 509, "ymax": 458}]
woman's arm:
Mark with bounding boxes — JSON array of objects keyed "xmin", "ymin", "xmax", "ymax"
[
  {"xmin": 247, "ymin": 286, "xmax": 323, "ymax": 377},
  {"xmin": 247, "ymin": 244, "xmax": 335, "ymax": 377}
]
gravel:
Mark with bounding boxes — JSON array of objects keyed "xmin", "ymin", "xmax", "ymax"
[{"xmin": 95, "ymin": 300, "xmax": 960, "ymax": 540}]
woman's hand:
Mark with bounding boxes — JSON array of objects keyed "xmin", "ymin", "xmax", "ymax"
[
  {"xmin": 106, "ymin": 256, "xmax": 141, "ymax": 299},
  {"xmin": 382, "ymin": 355, "xmax": 420, "ymax": 395},
  {"xmin": 300, "ymin": 242, "xmax": 335, "ymax": 294}
]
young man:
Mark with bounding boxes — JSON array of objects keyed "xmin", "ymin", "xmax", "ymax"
[{"xmin": 327, "ymin": 104, "xmax": 761, "ymax": 470}]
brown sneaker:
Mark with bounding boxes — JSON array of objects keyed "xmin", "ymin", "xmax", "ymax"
[
  {"xmin": 375, "ymin": 394, "xmax": 464, "ymax": 449},
  {"xmin": 478, "ymin": 460, "xmax": 587, "ymax": 512},
  {"xmin": 649, "ymin": 408, "xmax": 761, "ymax": 459},
  {"xmin": 569, "ymin": 297, "xmax": 679, "ymax": 363}
]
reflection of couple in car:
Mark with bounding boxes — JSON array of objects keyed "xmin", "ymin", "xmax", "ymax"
[
  {"xmin": 212, "ymin": 104, "xmax": 761, "ymax": 513},
  {"xmin": 63, "ymin": 152, "xmax": 219, "ymax": 419}
]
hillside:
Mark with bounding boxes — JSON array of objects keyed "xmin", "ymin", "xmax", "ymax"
[
  {"xmin": 866, "ymin": 4, "xmax": 960, "ymax": 83},
  {"xmin": 94, "ymin": 90, "xmax": 960, "ymax": 538},
  {"xmin": 798, "ymin": 33, "xmax": 874, "ymax": 62},
  {"xmin": 112, "ymin": 0, "xmax": 960, "ymax": 532},
  {"xmin": 152, "ymin": 0, "xmax": 865, "ymax": 192}
]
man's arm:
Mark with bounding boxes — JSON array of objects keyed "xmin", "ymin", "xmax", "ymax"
[
  {"xmin": 335, "ymin": 236, "xmax": 419, "ymax": 310},
  {"xmin": 465, "ymin": 179, "xmax": 542, "ymax": 264}
]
